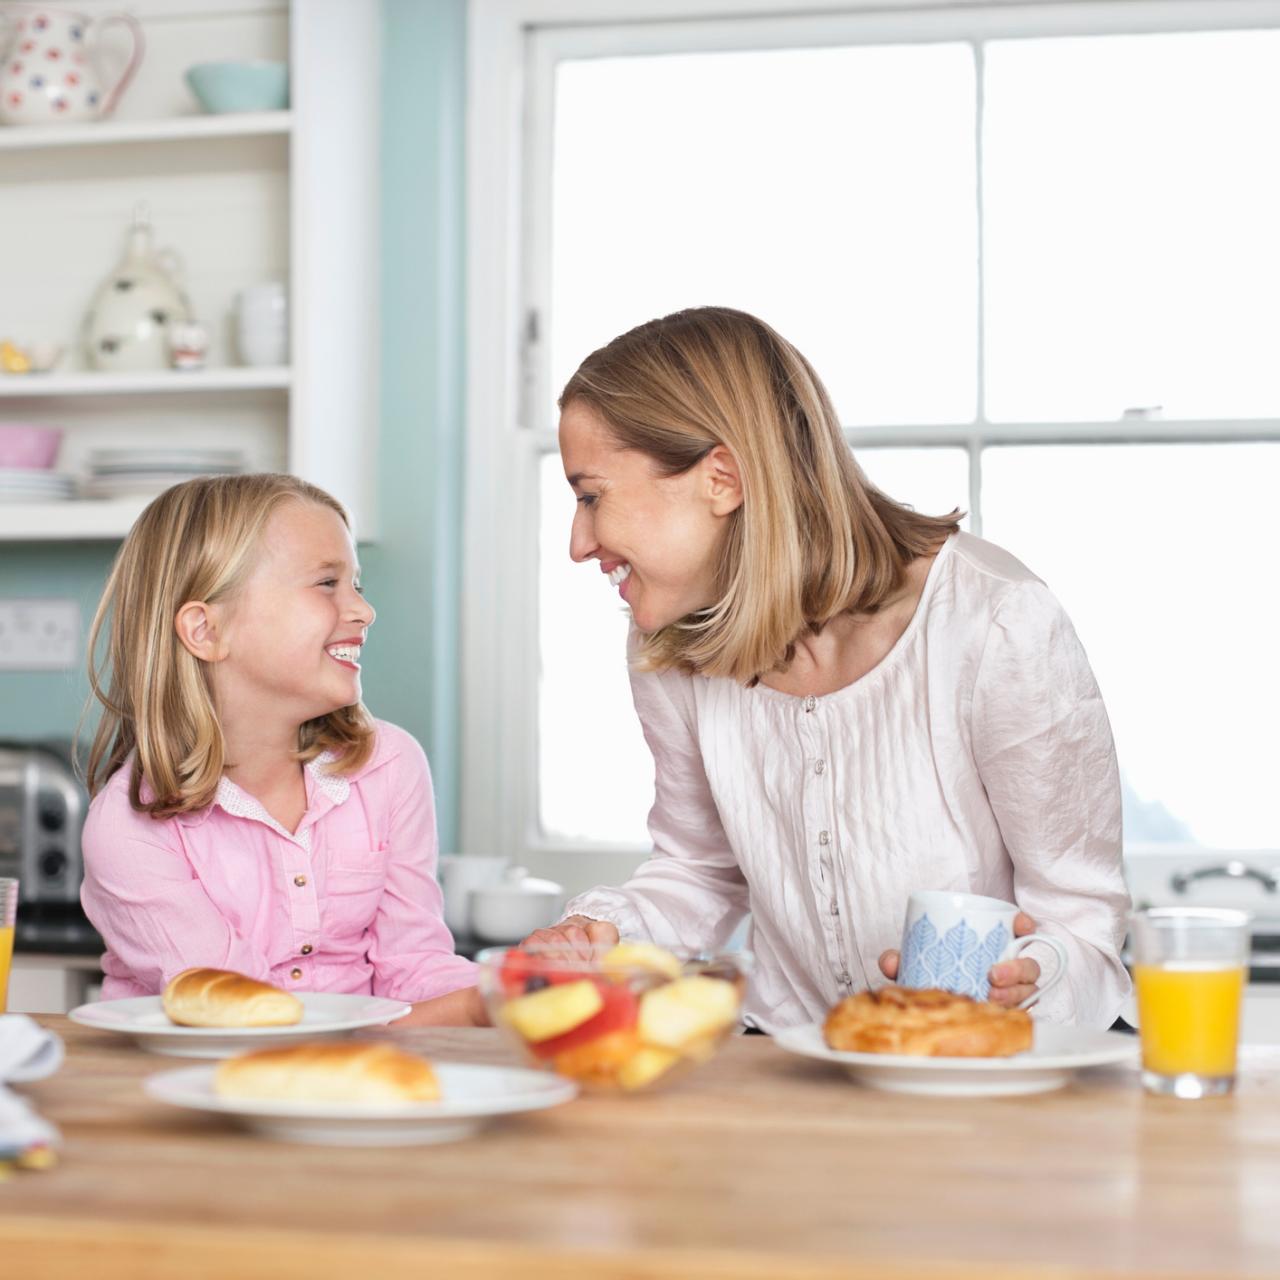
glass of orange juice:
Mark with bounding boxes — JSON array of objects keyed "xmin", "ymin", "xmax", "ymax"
[
  {"xmin": 0, "ymin": 878, "xmax": 16, "ymax": 1014},
  {"xmin": 1131, "ymin": 907, "xmax": 1250, "ymax": 1099}
]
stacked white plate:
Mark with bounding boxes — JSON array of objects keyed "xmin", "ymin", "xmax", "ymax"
[
  {"xmin": 0, "ymin": 467, "xmax": 76, "ymax": 502},
  {"xmin": 83, "ymin": 448, "xmax": 247, "ymax": 498}
]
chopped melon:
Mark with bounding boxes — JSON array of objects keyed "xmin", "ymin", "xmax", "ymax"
[
  {"xmin": 502, "ymin": 979, "xmax": 604, "ymax": 1043},
  {"xmin": 602, "ymin": 941, "xmax": 683, "ymax": 982},
  {"xmin": 638, "ymin": 975, "xmax": 740, "ymax": 1051}
]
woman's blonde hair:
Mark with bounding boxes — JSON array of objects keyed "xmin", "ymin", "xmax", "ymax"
[
  {"xmin": 560, "ymin": 307, "xmax": 962, "ymax": 683},
  {"xmin": 84, "ymin": 473, "xmax": 375, "ymax": 817}
]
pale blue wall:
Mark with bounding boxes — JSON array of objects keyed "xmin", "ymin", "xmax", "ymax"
[{"xmin": 0, "ymin": 0, "xmax": 467, "ymax": 847}]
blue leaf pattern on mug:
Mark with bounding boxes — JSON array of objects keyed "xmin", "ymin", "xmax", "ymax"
[
  {"xmin": 900, "ymin": 913, "xmax": 1012, "ymax": 1000},
  {"xmin": 900, "ymin": 915, "xmax": 936, "ymax": 989}
]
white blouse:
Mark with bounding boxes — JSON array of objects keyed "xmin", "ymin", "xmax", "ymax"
[{"xmin": 566, "ymin": 532, "xmax": 1132, "ymax": 1031}]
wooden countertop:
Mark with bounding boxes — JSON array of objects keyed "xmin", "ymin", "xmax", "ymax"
[{"xmin": 4, "ymin": 1018, "xmax": 1280, "ymax": 1280}]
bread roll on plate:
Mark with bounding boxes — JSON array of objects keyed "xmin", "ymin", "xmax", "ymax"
[
  {"xmin": 162, "ymin": 967, "xmax": 304, "ymax": 1028},
  {"xmin": 214, "ymin": 1041, "xmax": 441, "ymax": 1105}
]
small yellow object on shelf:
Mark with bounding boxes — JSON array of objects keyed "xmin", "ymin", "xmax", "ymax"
[{"xmin": 0, "ymin": 340, "xmax": 32, "ymax": 374}]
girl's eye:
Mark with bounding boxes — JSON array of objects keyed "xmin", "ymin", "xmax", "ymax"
[
  {"xmin": 318, "ymin": 578, "xmax": 338, "ymax": 588},
  {"xmin": 354, "ymin": 584, "xmax": 365, "ymax": 595}
]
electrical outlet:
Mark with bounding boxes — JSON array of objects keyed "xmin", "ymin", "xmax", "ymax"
[{"xmin": 0, "ymin": 599, "xmax": 81, "ymax": 671}]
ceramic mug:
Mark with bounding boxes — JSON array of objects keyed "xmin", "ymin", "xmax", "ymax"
[{"xmin": 897, "ymin": 890, "xmax": 1068, "ymax": 1008}]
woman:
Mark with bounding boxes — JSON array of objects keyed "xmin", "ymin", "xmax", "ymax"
[{"xmin": 529, "ymin": 306, "xmax": 1130, "ymax": 1031}]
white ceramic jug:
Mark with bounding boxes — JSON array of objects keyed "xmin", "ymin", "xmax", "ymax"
[
  {"xmin": 83, "ymin": 208, "xmax": 193, "ymax": 373},
  {"xmin": 0, "ymin": 5, "xmax": 143, "ymax": 126}
]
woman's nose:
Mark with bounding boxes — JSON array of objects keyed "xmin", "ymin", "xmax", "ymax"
[{"xmin": 568, "ymin": 507, "xmax": 597, "ymax": 563}]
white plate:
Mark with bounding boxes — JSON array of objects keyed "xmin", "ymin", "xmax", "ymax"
[
  {"xmin": 68, "ymin": 993, "xmax": 413, "ymax": 1058},
  {"xmin": 144, "ymin": 1061, "xmax": 578, "ymax": 1145},
  {"xmin": 773, "ymin": 1021, "xmax": 1138, "ymax": 1096}
]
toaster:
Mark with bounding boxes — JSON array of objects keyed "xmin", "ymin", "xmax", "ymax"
[{"xmin": 0, "ymin": 741, "xmax": 87, "ymax": 907}]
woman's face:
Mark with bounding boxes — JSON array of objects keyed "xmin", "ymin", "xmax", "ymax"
[{"xmin": 559, "ymin": 400, "xmax": 742, "ymax": 633}]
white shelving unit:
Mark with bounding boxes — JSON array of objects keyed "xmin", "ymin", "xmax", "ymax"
[{"xmin": 0, "ymin": 0, "xmax": 379, "ymax": 542}]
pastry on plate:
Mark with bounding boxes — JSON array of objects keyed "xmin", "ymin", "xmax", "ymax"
[
  {"xmin": 214, "ymin": 1040, "xmax": 441, "ymax": 1104},
  {"xmin": 823, "ymin": 986, "xmax": 1032, "ymax": 1058},
  {"xmin": 162, "ymin": 967, "xmax": 304, "ymax": 1028}
]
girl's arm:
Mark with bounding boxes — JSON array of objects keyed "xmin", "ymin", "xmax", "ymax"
[
  {"xmin": 80, "ymin": 789, "xmax": 275, "ymax": 994},
  {"xmin": 971, "ymin": 580, "xmax": 1133, "ymax": 1028},
  {"xmin": 363, "ymin": 728, "xmax": 482, "ymax": 1014}
]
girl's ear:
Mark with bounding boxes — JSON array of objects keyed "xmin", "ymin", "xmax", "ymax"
[
  {"xmin": 174, "ymin": 601, "xmax": 226, "ymax": 663},
  {"xmin": 704, "ymin": 445, "xmax": 744, "ymax": 517}
]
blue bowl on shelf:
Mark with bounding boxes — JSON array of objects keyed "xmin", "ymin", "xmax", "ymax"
[{"xmin": 185, "ymin": 61, "xmax": 289, "ymax": 114}]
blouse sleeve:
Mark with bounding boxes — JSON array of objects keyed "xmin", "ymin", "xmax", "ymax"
[
  {"xmin": 364, "ymin": 733, "xmax": 478, "ymax": 1002},
  {"xmin": 80, "ymin": 787, "xmax": 274, "ymax": 994},
  {"xmin": 971, "ymin": 580, "xmax": 1132, "ymax": 1027},
  {"xmin": 565, "ymin": 657, "xmax": 750, "ymax": 951}
]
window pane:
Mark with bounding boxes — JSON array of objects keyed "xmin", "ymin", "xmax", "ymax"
[
  {"xmin": 539, "ymin": 453, "xmax": 653, "ymax": 843},
  {"xmin": 551, "ymin": 44, "xmax": 977, "ymax": 426},
  {"xmin": 985, "ymin": 31, "xmax": 1280, "ymax": 421},
  {"xmin": 855, "ymin": 446, "xmax": 970, "ymax": 527},
  {"xmin": 981, "ymin": 444, "xmax": 1280, "ymax": 848}
]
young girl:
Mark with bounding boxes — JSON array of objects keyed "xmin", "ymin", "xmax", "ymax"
[{"xmin": 79, "ymin": 473, "xmax": 484, "ymax": 1025}]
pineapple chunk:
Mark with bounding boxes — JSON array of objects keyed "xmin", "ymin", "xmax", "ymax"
[
  {"xmin": 638, "ymin": 975, "xmax": 740, "ymax": 1051},
  {"xmin": 617, "ymin": 1045, "xmax": 681, "ymax": 1091},
  {"xmin": 602, "ymin": 941, "xmax": 682, "ymax": 982},
  {"xmin": 502, "ymin": 979, "xmax": 603, "ymax": 1043}
]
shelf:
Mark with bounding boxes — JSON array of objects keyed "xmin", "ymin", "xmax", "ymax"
[
  {"xmin": 0, "ymin": 368, "xmax": 291, "ymax": 399},
  {"xmin": 0, "ymin": 112, "xmax": 293, "ymax": 152},
  {"xmin": 0, "ymin": 498, "xmax": 149, "ymax": 541}
]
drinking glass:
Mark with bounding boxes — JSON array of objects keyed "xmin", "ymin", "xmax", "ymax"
[
  {"xmin": 0, "ymin": 878, "xmax": 17, "ymax": 1014},
  {"xmin": 1131, "ymin": 907, "xmax": 1250, "ymax": 1099}
]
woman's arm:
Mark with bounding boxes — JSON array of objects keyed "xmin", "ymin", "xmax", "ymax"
[{"xmin": 971, "ymin": 580, "xmax": 1132, "ymax": 1027}]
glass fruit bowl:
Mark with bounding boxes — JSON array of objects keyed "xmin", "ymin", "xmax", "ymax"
[{"xmin": 476, "ymin": 942, "xmax": 753, "ymax": 1092}]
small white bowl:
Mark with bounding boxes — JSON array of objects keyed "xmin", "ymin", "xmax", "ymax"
[{"xmin": 469, "ymin": 876, "xmax": 564, "ymax": 944}]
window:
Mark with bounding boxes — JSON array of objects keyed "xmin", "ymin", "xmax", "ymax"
[{"xmin": 466, "ymin": 1, "xmax": 1280, "ymax": 866}]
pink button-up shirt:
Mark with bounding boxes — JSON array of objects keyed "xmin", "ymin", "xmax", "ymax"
[{"xmin": 81, "ymin": 720, "xmax": 477, "ymax": 1003}]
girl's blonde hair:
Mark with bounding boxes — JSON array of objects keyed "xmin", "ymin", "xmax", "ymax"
[
  {"xmin": 560, "ymin": 307, "xmax": 962, "ymax": 683},
  {"xmin": 84, "ymin": 473, "xmax": 375, "ymax": 817}
]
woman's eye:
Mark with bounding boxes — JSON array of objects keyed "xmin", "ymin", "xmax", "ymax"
[{"xmin": 576, "ymin": 493, "xmax": 597, "ymax": 509}]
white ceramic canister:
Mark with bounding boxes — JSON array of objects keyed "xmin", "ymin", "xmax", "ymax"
[
  {"xmin": 83, "ymin": 209, "xmax": 193, "ymax": 373},
  {"xmin": 234, "ymin": 281, "xmax": 288, "ymax": 367}
]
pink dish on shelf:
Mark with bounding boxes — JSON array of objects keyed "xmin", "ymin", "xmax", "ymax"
[{"xmin": 0, "ymin": 424, "xmax": 63, "ymax": 470}]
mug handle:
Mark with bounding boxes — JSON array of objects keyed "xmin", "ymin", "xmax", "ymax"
[
  {"xmin": 89, "ymin": 12, "xmax": 146, "ymax": 118},
  {"xmin": 1007, "ymin": 932, "xmax": 1069, "ymax": 1010}
]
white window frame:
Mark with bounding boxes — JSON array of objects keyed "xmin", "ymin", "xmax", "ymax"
[{"xmin": 463, "ymin": 0, "xmax": 1280, "ymax": 878}]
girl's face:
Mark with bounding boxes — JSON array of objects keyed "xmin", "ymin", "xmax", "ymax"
[
  {"xmin": 559, "ymin": 401, "xmax": 742, "ymax": 633},
  {"xmin": 211, "ymin": 501, "xmax": 375, "ymax": 728}
]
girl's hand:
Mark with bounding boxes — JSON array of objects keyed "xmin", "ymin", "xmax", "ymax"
[
  {"xmin": 877, "ymin": 911, "xmax": 1042, "ymax": 1007},
  {"xmin": 520, "ymin": 915, "xmax": 619, "ymax": 957}
]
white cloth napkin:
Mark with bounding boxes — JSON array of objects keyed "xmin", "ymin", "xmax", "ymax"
[{"xmin": 0, "ymin": 1015, "xmax": 63, "ymax": 1158}]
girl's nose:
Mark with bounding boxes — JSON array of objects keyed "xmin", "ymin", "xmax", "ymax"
[
  {"xmin": 349, "ymin": 590, "xmax": 375, "ymax": 627},
  {"xmin": 569, "ymin": 506, "xmax": 597, "ymax": 564}
]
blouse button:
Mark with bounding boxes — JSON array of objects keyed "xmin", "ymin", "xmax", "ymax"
[
  {"xmin": 290, "ymin": 967, "xmax": 303, "ymax": 980},
  {"xmin": 829, "ymin": 899, "xmax": 839, "ymax": 916},
  {"xmin": 818, "ymin": 830, "xmax": 830, "ymax": 846},
  {"xmin": 300, "ymin": 943, "xmax": 313, "ymax": 955},
  {"xmin": 814, "ymin": 759, "xmax": 826, "ymax": 775},
  {"xmin": 839, "ymin": 971, "xmax": 852, "ymax": 986},
  {"xmin": 804, "ymin": 695, "xmax": 817, "ymax": 712},
  {"xmin": 293, "ymin": 874, "xmax": 308, "ymax": 887}
]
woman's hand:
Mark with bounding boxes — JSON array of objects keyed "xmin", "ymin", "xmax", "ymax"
[
  {"xmin": 877, "ymin": 911, "xmax": 1042, "ymax": 1007},
  {"xmin": 520, "ymin": 914, "xmax": 620, "ymax": 957}
]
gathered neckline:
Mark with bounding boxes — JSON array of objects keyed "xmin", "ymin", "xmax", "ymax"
[{"xmin": 746, "ymin": 532, "xmax": 956, "ymax": 708}]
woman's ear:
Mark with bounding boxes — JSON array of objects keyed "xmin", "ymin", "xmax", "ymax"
[
  {"xmin": 174, "ymin": 601, "xmax": 226, "ymax": 663},
  {"xmin": 704, "ymin": 445, "xmax": 744, "ymax": 517}
]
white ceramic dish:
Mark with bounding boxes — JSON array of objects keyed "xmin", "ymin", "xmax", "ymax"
[
  {"xmin": 68, "ymin": 992, "xmax": 412, "ymax": 1059},
  {"xmin": 773, "ymin": 1021, "xmax": 1138, "ymax": 1097},
  {"xmin": 144, "ymin": 1061, "xmax": 578, "ymax": 1145}
]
